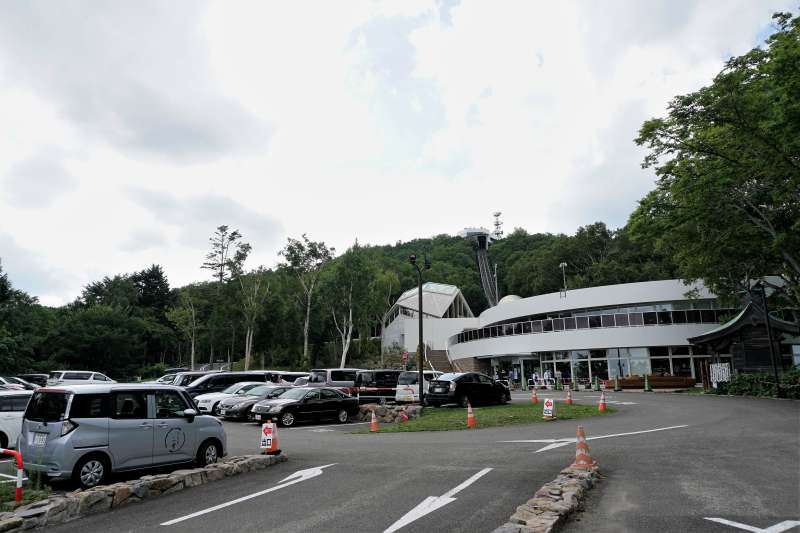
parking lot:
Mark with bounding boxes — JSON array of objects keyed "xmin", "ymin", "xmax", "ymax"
[{"xmin": 34, "ymin": 391, "xmax": 799, "ymax": 533}]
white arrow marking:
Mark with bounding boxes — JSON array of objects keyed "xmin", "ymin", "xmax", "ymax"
[
  {"xmin": 161, "ymin": 464, "xmax": 337, "ymax": 526},
  {"xmin": 705, "ymin": 518, "xmax": 800, "ymax": 532},
  {"xmin": 383, "ymin": 468, "xmax": 493, "ymax": 533},
  {"xmin": 499, "ymin": 425, "xmax": 689, "ymax": 452}
]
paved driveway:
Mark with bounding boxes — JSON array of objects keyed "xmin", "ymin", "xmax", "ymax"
[{"xmin": 45, "ymin": 392, "xmax": 799, "ymax": 533}]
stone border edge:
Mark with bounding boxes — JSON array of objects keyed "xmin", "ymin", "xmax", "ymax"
[
  {"xmin": 493, "ymin": 464, "xmax": 600, "ymax": 533},
  {"xmin": 0, "ymin": 453, "xmax": 288, "ymax": 532}
]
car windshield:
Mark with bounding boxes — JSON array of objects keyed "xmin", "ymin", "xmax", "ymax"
[
  {"xmin": 25, "ymin": 391, "xmax": 69, "ymax": 422},
  {"xmin": 437, "ymin": 373, "xmax": 463, "ymax": 381},
  {"xmin": 278, "ymin": 388, "xmax": 310, "ymax": 400},
  {"xmin": 49, "ymin": 372, "xmax": 62, "ymax": 379},
  {"xmin": 224, "ymin": 382, "xmax": 256, "ymax": 394},
  {"xmin": 398, "ymin": 372, "xmax": 418, "ymax": 385},
  {"xmin": 157, "ymin": 374, "xmax": 176, "ymax": 383},
  {"xmin": 246, "ymin": 385, "xmax": 275, "ymax": 396},
  {"xmin": 308, "ymin": 371, "xmax": 327, "ymax": 384}
]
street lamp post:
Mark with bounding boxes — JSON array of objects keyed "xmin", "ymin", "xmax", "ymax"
[
  {"xmin": 755, "ymin": 283, "xmax": 782, "ymax": 397},
  {"xmin": 559, "ymin": 262, "xmax": 568, "ymax": 298},
  {"xmin": 409, "ymin": 254, "xmax": 431, "ymax": 405}
]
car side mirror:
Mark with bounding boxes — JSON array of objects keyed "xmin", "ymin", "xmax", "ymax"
[{"xmin": 183, "ymin": 408, "xmax": 197, "ymax": 422}]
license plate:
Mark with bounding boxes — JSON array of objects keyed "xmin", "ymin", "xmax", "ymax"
[
  {"xmin": 33, "ymin": 433, "xmax": 47, "ymax": 446},
  {"xmin": 433, "ymin": 388, "xmax": 444, "ymax": 393},
  {"xmin": 254, "ymin": 414, "xmax": 261, "ymax": 420}
]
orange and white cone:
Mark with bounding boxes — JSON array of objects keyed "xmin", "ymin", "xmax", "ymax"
[
  {"xmin": 566, "ymin": 389, "xmax": 573, "ymax": 405},
  {"xmin": 530, "ymin": 388, "xmax": 539, "ymax": 404},
  {"xmin": 571, "ymin": 426, "xmax": 597, "ymax": 469},
  {"xmin": 598, "ymin": 391, "xmax": 607, "ymax": 412},
  {"xmin": 370, "ymin": 410, "xmax": 379, "ymax": 433},
  {"xmin": 466, "ymin": 401, "xmax": 477, "ymax": 428}
]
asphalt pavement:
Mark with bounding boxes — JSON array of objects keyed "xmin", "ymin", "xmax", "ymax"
[{"xmin": 44, "ymin": 391, "xmax": 799, "ymax": 533}]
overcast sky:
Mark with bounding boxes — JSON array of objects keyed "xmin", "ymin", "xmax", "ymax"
[{"xmin": 0, "ymin": 0, "xmax": 792, "ymax": 305}]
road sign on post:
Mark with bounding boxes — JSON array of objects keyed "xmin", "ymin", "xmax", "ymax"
[
  {"xmin": 542, "ymin": 398, "xmax": 555, "ymax": 420},
  {"xmin": 260, "ymin": 422, "xmax": 273, "ymax": 449}
]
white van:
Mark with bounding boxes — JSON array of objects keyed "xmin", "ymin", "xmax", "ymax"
[
  {"xmin": 47, "ymin": 371, "xmax": 116, "ymax": 386},
  {"xmin": 0, "ymin": 390, "xmax": 33, "ymax": 449},
  {"xmin": 395, "ymin": 371, "xmax": 443, "ymax": 403}
]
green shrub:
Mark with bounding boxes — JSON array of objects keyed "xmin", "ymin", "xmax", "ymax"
[{"xmin": 714, "ymin": 369, "xmax": 800, "ymax": 399}]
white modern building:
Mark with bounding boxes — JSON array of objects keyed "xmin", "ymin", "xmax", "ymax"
[{"xmin": 382, "ymin": 279, "xmax": 740, "ymax": 384}]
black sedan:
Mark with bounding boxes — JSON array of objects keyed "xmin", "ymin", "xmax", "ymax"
[
  {"xmin": 251, "ymin": 387, "xmax": 359, "ymax": 427},
  {"xmin": 425, "ymin": 372, "xmax": 510, "ymax": 407},
  {"xmin": 217, "ymin": 384, "xmax": 291, "ymax": 420}
]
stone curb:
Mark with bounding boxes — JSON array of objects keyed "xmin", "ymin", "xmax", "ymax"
[
  {"xmin": 355, "ymin": 403, "xmax": 424, "ymax": 423},
  {"xmin": 492, "ymin": 465, "xmax": 599, "ymax": 533},
  {"xmin": 0, "ymin": 453, "xmax": 288, "ymax": 531}
]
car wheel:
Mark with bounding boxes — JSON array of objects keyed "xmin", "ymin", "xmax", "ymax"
[
  {"xmin": 73, "ymin": 454, "xmax": 109, "ymax": 489},
  {"xmin": 280, "ymin": 411, "xmax": 296, "ymax": 427},
  {"xmin": 337, "ymin": 409, "xmax": 349, "ymax": 424},
  {"xmin": 212, "ymin": 402, "xmax": 221, "ymax": 416},
  {"xmin": 196, "ymin": 440, "xmax": 221, "ymax": 467},
  {"xmin": 0, "ymin": 432, "xmax": 7, "ymax": 449},
  {"xmin": 458, "ymin": 395, "xmax": 469, "ymax": 408}
]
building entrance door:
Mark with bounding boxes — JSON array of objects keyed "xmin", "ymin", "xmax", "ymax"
[{"xmin": 693, "ymin": 357, "xmax": 711, "ymax": 385}]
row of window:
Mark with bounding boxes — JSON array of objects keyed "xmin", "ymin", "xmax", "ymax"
[{"xmin": 452, "ymin": 308, "xmax": 738, "ymax": 345}]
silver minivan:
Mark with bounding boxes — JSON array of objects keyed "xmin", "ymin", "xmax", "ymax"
[{"xmin": 19, "ymin": 384, "xmax": 226, "ymax": 489}]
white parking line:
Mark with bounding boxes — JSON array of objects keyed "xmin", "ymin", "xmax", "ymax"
[
  {"xmin": 704, "ymin": 517, "xmax": 800, "ymax": 532},
  {"xmin": 500, "ymin": 425, "xmax": 689, "ymax": 452}
]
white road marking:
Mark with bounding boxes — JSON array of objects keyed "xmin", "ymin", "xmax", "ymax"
[
  {"xmin": 704, "ymin": 517, "xmax": 800, "ymax": 532},
  {"xmin": 160, "ymin": 464, "xmax": 336, "ymax": 526},
  {"xmin": 383, "ymin": 468, "xmax": 493, "ymax": 533},
  {"xmin": 499, "ymin": 425, "xmax": 689, "ymax": 453}
]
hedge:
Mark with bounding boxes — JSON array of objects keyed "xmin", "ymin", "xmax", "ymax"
[{"xmin": 714, "ymin": 369, "xmax": 800, "ymax": 399}]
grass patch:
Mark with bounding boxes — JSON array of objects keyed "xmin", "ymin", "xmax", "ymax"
[
  {"xmin": 354, "ymin": 402, "xmax": 615, "ymax": 433},
  {"xmin": 673, "ymin": 387, "xmax": 706, "ymax": 395}
]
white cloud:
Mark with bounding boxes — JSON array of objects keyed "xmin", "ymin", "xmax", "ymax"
[{"xmin": 0, "ymin": 0, "xmax": 793, "ymax": 303}]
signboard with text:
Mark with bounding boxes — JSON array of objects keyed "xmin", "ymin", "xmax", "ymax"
[
  {"xmin": 543, "ymin": 398, "xmax": 554, "ymax": 418},
  {"xmin": 260, "ymin": 423, "xmax": 273, "ymax": 449}
]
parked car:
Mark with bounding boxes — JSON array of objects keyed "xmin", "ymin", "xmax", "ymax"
[
  {"xmin": 169, "ymin": 371, "xmax": 220, "ymax": 387},
  {"xmin": 270, "ymin": 371, "xmax": 308, "ymax": 384},
  {"xmin": 194, "ymin": 382, "xmax": 265, "ymax": 415},
  {"xmin": 355, "ymin": 370, "xmax": 403, "ymax": 404},
  {"xmin": 425, "ymin": 372, "xmax": 511, "ymax": 407},
  {"xmin": 47, "ymin": 371, "xmax": 116, "ymax": 386},
  {"xmin": 395, "ymin": 370, "xmax": 443, "ymax": 403},
  {"xmin": 17, "ymin": 374, "xmax": 49, "ymax": 387},
  {"xmin": 6, "ymin": 377, "xmax": 37, "ymax": 390},
  {"xmin": 19, "ymin": 384, "xmax": 226, "ymax": 489},
  {"xmin": 307, "ymin": 368, "xmax": 361, "ymax": 395},
  {"xmin": 0, "ymin": 377, "xmax": 28, "ymax": 390},
  {"xmin": 218, "ymin": 385, "xmax": 292, "ymax": 421},
  {"xmin": 293, "ymin": 377, "xmax": 309, "ymax": 386},
  {"xmin": 183, "ymin": 372, "xmax": 273, "ymax": 398},
  {"xmin": 252, "ymin": 387, "xmax": 359, "ymax": 427},
  {"xmin": 0, "ymin": 390, "xmax": 33, "ymax": 448}
]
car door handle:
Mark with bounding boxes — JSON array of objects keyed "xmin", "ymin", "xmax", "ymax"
[
  {"xmin": 139, "ymin": 422, "xmax": 152, "ymax": 429},
  {"xmin": 156, "ymin": 423, "xmax": 169, "ymax": 428}
]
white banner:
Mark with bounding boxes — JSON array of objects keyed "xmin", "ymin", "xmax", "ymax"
[{"xmin": 710, "ymin": 363, "xmax": 731, "ymax": 385}]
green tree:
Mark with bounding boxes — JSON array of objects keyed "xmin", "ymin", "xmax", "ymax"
[
  {"xmin": 279, "ymin": 235, "xmax": 334, "ymax": 369},
  {"xmin": 167, "ymin": 288, "xmax": 201, "ymax": 370},
  {"xmin": 201, "ymin": 225, "xmax": 251, "ymax": 283},
  {"xmin": 632, "ymin": 12, "xmax": 800, "ymax": 311}
]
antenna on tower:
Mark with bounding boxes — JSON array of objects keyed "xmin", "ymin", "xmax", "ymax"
[{"xmin": 492, "ymin": 212, "xmax": 503, "ymax": 240}]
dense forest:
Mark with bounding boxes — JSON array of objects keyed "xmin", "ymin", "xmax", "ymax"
[{"xmin": 0, "ymin": 11, "xmax": 796, "ymax": 379}]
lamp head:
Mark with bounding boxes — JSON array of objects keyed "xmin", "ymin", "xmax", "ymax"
[{"xmin": 409, "ymin": 254, "xmax": 417, "ymax": 265}]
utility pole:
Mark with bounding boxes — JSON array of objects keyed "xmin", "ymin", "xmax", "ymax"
[
  {"xmin": 559, "ymin": 262, "xmax": 568, "ymax": 298},
  {"xmin": 409, "ymin": 254, "xmax": 431, "ymax": 405},
  {"xmin": 756, "ymin": 283, "xmax": 781, "ymax": 397}
]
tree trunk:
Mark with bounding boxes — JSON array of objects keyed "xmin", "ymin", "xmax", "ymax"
[
  {"xmin": 303, "ymin": 293, "xmax": 312, "ymax": 368},
  {"xmin": 244, "ymin": 327, "xmax": 254, "ymax": 370},
  {"xmin": 190, "ymin": 335, "xmax": 196, "ymax": 371}
]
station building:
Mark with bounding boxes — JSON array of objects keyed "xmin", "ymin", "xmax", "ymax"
[{"xmin": 382, "ymin": 279, "xmax": 750, "ymax": 385}]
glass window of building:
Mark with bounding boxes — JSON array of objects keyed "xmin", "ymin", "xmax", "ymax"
[
  {"xmin": 590, "ymin": 360, "xmax": 608, "ymax": 381},
  {"xmin": 672, "ymin": 311, "xmax": 687, "ymax": 324},
  {"xmin": 671, "ymin": 346, "xmax": 690, "ymax": 356},
  {"xmin": 643, "ymin": 312, "xmax": 658, "ymax": 325},
  {"xmin": 589, "ymin": 350, "xmax": 605, "ymax": 359},
  {"xmin": 686, "ymin": 310, "xmax": 701, "ymax": 323},
  {"xmin": 614, "ymin": 313, "xmax": 629, "ymax": 327},
  {"xmin": 700, "ymin": 310, "xmax": 716, "ymax": 323},
  {"xmin": 543, "ymin": 319, "xmax": 553, "ymax": 332},
  {"xmin": 553, "ymin": 318, "xmax": 564, "ymax": 331},
  {"xmin": 657, "ymin": 312, "xmax": 672, "ymax": 324},
  {"xmin": 564, "ymin": 317, "xmax": 576, "ymax": 330},
  {"xmin": 651, "ymin": 358, "xmax": 671, "ymax": 375},
  {"xmin": 532, "ymin": 321, "xmax": 543, "ymax": 333},
  {"xmin": 601, "ymin": 315, "xmax": 615, "ymax": 327},
  {"xmin": 589, "ymin": 315, "xmax": 602, "ymax": 328},
  {"xmin": 576, "ymin": 316, "xmax": 589, "ymax": 329},
  {"xmin": 570, "ymin": 350, "xmax": 589, "ymax": 362},
  {"xmin": 608, "ymin": 358, "xmax": 629, "ymax": 379},
  {"xmin": 573, "ymin": 360, "xmax": 589, "ymax": 381},
  {"xmin": 522, "ymin": 322, "xmax": 532, "ymax": 334},
  {"xmin": 649, "ymin": 346, "xmax": 669, "ymax": 357},
  {"xmin": 540, "ymin": 352, "xmax": 553, "ymax": 361},
  {"xmin": 672, "ymin": 358, "xmax": 692, "ymax": 377},
  {"xmin": 629, "ymin": 313, "xmax": 644, "ymax": 326},
  {"xmin": 629, "ymin": 347, "xmax": 650, "ymax": 376}
]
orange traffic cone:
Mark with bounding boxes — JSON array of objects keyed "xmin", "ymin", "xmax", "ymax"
[
  {"xmin": 598, "ymin": 391, "xmax": 607, "ymax": 412},
  {"xmin": 261, "ymin": 419, "xmax": 281, "ymax": 455},
  {"xmin": 466, "ymin": 402, "xmax": 477, "ymax": 428},
  {"xmin": 566, "ymin": 389, "xmax": 573, "ymax": 405},
  {"xmin": 530, "ymin": 388, "xmax": 539, "ymax": 404},
  {"xmin": 370, "ymin": 410, "xmax": 379, "ymax": 433},
  {"xmin": 571, "ymin": 426, "xmax": 597, "ymax": 469},
  {"xmin": 399, "ymin": 409, "xmax": 409, "ymax": 423}
]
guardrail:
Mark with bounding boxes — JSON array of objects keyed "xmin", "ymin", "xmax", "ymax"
[{"xmin": 0, "ymin": 448, "xmax": 23, "ymax": 503}]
